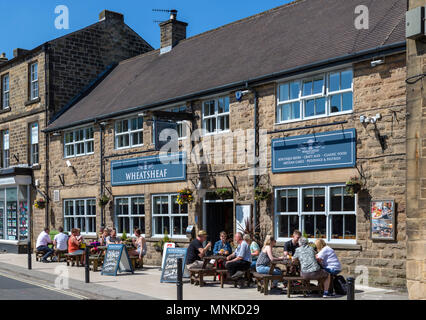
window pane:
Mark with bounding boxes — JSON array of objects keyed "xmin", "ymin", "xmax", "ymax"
[
  {"xmin": 277, "ymin": 190, "xmax": 286, "ymax": 212},
  {"xmin": 279, "ymin": 84, "xmax": 289, "ymax": 102},
  {"xmin": 303, "ymin": 215, "xmax": 315, "ymax": 238},
  {"xmin": 313, "ymin": 78, "xmax": 324, "ymax": 95},
  {"xmin": 132, "ymin": 131, "xmax": 143, "ymax": 145},
  {"xmin": 305, "ymin": 99, "xmax": 315, "ymax": 117},
  {"xmin": 204, "ymin": 101, "xmax": 215, "ymax": 116},
  {"xmin": 316, "ymin": 215, "xmax": 326, "ymax": 238},
  {"xmin": 314, "ymin": 188, "xmax": 325, "ymax": 211},
  {"xmin": 316, "ymin": 97, "xmax": 326, "ymax": 115},
  {"xmin": 218, "ymin": 98, "xmax": 225, "ymax": 114},
  {"xmin": 330, "ymin": 187, "xmax": 342, "ymax": 211},
  {"xmin": 133, "ymin": 217, "xmax": 145, "ymax": 234},
  {"xmin": 86, "ymin": 141, "xmax": 94, "ymax": 154},
  {"xmin": 331, "ymin": 215, "xmax": 343, "ymax": 239},
  {"xmin": 329, "ymin": 72, "xmax": 340, "ymax": 92},
  {"xmin": 343, "ymin": 189, "xmax": 355, "ymax": 211},
  {"xmin": 344, "ymin": 215, "xmax": 356, "ymax": 239},
  {"xmin": 288, "ymin": 189, "xmax": 298, "ymax": 212},
  {"xmin": 290, "ymin": 82, "xmax": 299, "ymax": 100},
  {"xmin": 341, "ymin": 70, "xmax": 353, "ymax": 90},
  {"xmin": 172, "ymin": 196, "xmax": 179, "ymax": 214},
  {"xmin": 153, "ymin": 197, "xmax": 161, "ymax": 214},
  {"xmin": 278, "ymin": 215, "xmax": 289, "ymax": 238},
  {"xmin": 303, "ymin": 80, "xmax": 312, "ymax": 96},
  {"xmin": 131, "ymin": 197, "xmax": 144, "ymax": 215},
  {"xmin": 302, "ymin": 189, "xmax": 313, "ymax": 212},
  {"xmin": 330, "ymin": 94, "xmax": 342, "ymax": 113},
  {"xmin": 118, "ymin": 217, "xmax": 130, "ymax": 234},
  {"xmin": 173, "ymin": 216, "xmax": 186, "ymax": 235},
  {"xmin": 85, "ymin": 128, "xmax": 94, "ymax": 140},
  {"xmin": 342, "ymin": 92, "xmax": 353, "ymax": 111}
]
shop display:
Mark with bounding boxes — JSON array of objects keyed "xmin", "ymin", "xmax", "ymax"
[{"xmin": 371, "ymin": 200, "xmax": 395, "ymax": 241}]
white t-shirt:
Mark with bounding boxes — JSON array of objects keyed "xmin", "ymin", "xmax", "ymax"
[
  {"xmin": 317, "ymin": 246, "xmax": 341, "ymax": 270},
  {"xmin": 36, "ymin": 231, "xmax": 52, "ymax": 248},
  {"xmin": 54, "ymin": 233, "xmax": 69, "ymax": 251}
]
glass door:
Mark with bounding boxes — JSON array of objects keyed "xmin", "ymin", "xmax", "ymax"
[{"xmin": 6, "ymin": 188, "xmax": 17, "ymax": 240}]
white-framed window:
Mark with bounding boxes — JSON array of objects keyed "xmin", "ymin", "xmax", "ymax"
[
  {"xmin": 276, "ymin": 69, "xmax": 353, "ymax": 123},
  {"xmin": 30, "ymin": 62, "xmax": 38, "ymax": 100},
  {"xmin": 115, "ymin": 196, "xmax": 145, "ymax": 235},
  {"xmin": 2, "ymin": 74, "xmax": 9, "ymax": 109},
  {"xmin": 202, "ymin": 96, "xmax": 230, "ymax": 134},
  {"xmin": 29, "ymin": 122, "xmax": 39, "ymax": 165},
  {"xmin": 64, "ymin": 198, "xmax": 96, "ymax": 235},
  {"xmin": 115, "ymin": 116, "xmax": 143, "ymax": 149},
  {"xmin": 152, "ymin": 194, "xmax": 188, "ymax": 238},
  {"xmin": 168, "ymin": 105, "xmax": 188, "ymax": 140},
  {"xmin": 1, "ymin": 130, "xmax": 9, "ymax": 168},
  {"xmin": 275, "ymin": 185, "xmax": 356, "ymax": 244},
  {"xmin": 64, "ymin": 127, "xmax": 94, "ymax": 158}
]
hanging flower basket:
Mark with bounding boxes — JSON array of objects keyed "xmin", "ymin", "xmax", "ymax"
[
  {"xmin": 177, "ymin": 188, "xmax": 194, "ymax": 205},
  {"xmin": 34, "ymin": 198, "xmax": 46, "ymax": 209},
  {"xmin": 98, "ymin": 194, "xmax": 110, "ymax": 207},
  {"xmin": 254, "ymin": 186, "xmax": 272, "ymax": 202},
  {"xmin": 215, "ymin": 188, "xmax": 233, "ymax": 200},
  {"xmin": 345, "ymin": 177, "xmax": 363, "ymax": 197}
]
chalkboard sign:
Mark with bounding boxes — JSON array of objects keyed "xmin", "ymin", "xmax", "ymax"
[
  {"xmin": 101, "ymin": 244, "xmax": 134, "ymax": 276},
  {"xmin": 160, "ymin": 247, "xmax": 187, "ymax": 283}
]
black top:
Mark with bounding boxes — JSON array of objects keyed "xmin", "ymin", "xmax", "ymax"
[
  {"xmin": 284, "ymin": 239, "xmax": 299, "ymax": 256},
  {"xmin": 186, "ymin": 239, "xmax": 203, "ymax": 265}
]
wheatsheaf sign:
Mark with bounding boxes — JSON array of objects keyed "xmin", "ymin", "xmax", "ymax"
[
  {"xmin": 272, "ymin": 129, "xmax": 356, "ymax": 173},
  {"xmin": 111, "ymin": 152, "xmax": 186, "ymax": 186}
]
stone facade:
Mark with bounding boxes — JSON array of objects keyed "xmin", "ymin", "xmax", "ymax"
[
  {"xmin": 47, "ymin": 51, "xmax": 408, "ymax": 290},
  {"xmin": 0, "ymin": 10, "xmax": 152, "ymax": 251},
  {"xmin": 406, "ymin": 0, "xmax": 426, "ymax": 300}
]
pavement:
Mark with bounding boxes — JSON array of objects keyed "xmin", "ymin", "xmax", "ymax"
[{"xmin": 0, "ymin": 253, "xmax": 409, "ymax": 300}]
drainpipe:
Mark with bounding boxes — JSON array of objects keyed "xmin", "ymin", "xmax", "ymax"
[
  {"xmin": 43, "ymin": 43, "xmax": 50, "ymax": 230},
  {"xmin": 246, "ymin": 83, "xmax": 258, "ymax": 232},
  {"xmin": 99, "ymin": 121, "xmax": 105, "ymax": 228}
]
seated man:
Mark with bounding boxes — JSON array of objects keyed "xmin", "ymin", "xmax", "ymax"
[
  {"xmin": 36, "ymin": 227, "xmax": 54, "ymax": 263},
  {"xmin": 283, "ymin": 230, "xmax": 301, "ymax": 258},
  {"xmin": 225, "ymin": 232, "xmax": 251, "ymax": 279},
  {"xmin": 186, "ymin": 230, "xmax": 212, "ymax": 270},
  {"xmin": 53, "ymin": 226, "xmax": 68, "ymax": 261},
  {"xmin": 106, "ymin": 228, "xmax": 122, "ymax": 245},
  {"xmin": 292, "ymin": 237, "xmax": 330, "ymax": 297}
]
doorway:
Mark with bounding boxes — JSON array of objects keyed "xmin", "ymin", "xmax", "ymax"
[{"xmin": 204, "ymin": 201, "xmax": 234, "ymax": 245}]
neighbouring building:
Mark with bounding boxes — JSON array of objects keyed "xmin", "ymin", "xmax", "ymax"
[
  {"xmin": 0, "ymin": 10, "xmax": 153, "ymax": 253},
  {"xmin": 42, "ymin": 0, "xmax": 412, "ymax": 291},
  {"xmin": 406, "ymin": 0, "xmax": 426, "ymax": 300}
]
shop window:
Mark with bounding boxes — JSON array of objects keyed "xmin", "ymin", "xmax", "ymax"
[
  {"xmin": 0, "ymin": 186, "xmax": 29, "ymax": 241},
  {"xmin": 152, "ymin": 194, "xmax": 188, "ymax": 238},
  {"xmin": 2, "ymin": 74, "xmax": 9, "ymax": 109},
  {"xmin": 115, "ymin": 116, "xmax": 143, "ymax": 149},
  {"xmin": 64, "ymin": 198, "xmax": 96, "ymax": 234},
  {"xmin": 114, "ymin": 196, "xmax": 145, "ymax": 235},
  {"xmin": 64, "ymin": 127, "xmax": 94, "ymax": 158},
  {"xmin": 202, "ymin": 96, "xmax": 230, "ymax": 134},
  {"xmin": 275, "ymin": 185, "xmax": 356, "ymax": 243},
  {"xmin": 276, "ymin": 68, "xmax": 353, "ymax": 123}
]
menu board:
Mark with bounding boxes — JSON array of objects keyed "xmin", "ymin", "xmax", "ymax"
[
  {"xmin": 160, "ymin": 247, "xmax": 188, "ymax": 283},
  {"xmin": 101, "ymin": 244, "xmax": 134, "ymax": 276},
  {"xmin": 371, "ymin": 200, "xmax": 395, "ymax": 240}
]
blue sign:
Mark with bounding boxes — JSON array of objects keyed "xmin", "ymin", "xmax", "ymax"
[
  {"xmin": 101, "ymin": 244, "xmax": 134, "ymax": 276},
  {"xmin": 111, "ymin": 152, "xmax": 186, "ymax": 186},
  {"xmin": 160, "ymin": 247, "xmax": 188, "ymax": 283},
  {"xmin": 272, "ymin": 129, "xmax": 356, "ymax": 173}
]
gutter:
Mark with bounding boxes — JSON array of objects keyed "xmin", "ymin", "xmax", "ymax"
[{"xmin": 43, "ymin": 41, "xmax": 406, "ymax": 133}]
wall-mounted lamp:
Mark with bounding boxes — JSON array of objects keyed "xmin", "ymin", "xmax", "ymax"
[
  {"xmin": 99, "ymin": 121, "xmax": 108, "ymax": 126},
  {"xmin": 360, "ymin": 113, "xmax": 382, "ymax": 124},
  {"xmin": 34, "ymin": 179, "xmax": 40, "ymax": 187},
  {"xmin": 371, "ymin": 59, "xmax": 385, "ymax": 67},
  {"xmin": 66, "ymin": 160, "xmax": 73, "ymax": 168},
  {"xmin": 52, "ymin": 132, "xmax": 61, "ymax": 136},
  {"xmin": 138, "ymin": 112, "xmax": 147, "ymax": 117}
]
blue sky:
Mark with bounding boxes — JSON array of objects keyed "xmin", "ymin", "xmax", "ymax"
[{"xmin": 0, "ymin": 0, "xmax": 293, "ymax": 58}]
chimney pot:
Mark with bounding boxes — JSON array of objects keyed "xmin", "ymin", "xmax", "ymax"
[
  {"xmin": 99, "ymin": 10, "xmax": 124, "ymax": 22},
  {"xmin": 13, "ymin": 48, "xmax": 29, "ymax": 58},
  {"xmin": 0, "ymin": 52, "xmax": 7, "ymax": 65}
]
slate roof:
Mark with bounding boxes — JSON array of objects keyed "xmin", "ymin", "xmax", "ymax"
[{"xmin": 46, "ymin": 0, "xmax": 406, "ymax": 132}]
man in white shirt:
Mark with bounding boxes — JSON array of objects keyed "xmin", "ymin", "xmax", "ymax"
[
  {"xmin": 53, "ymin": 227, "xmax": 68, "ymax": 251},
  {"xmin": 36, "ymin": 228, "xmax": 54, "ymax": 263}
]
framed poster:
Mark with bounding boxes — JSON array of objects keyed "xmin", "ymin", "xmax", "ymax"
[
  {"xmin": 236, "ymin": 204, "xmax": 251, "ymax": 234},
  {"xmin": 371, "ymin": 200, "xmax": 395, "ymax": 241}
]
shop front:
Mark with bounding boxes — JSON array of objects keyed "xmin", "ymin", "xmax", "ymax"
[{"xmin": 0, "ymin": 167, "xmax": 32, "ymax": 253}]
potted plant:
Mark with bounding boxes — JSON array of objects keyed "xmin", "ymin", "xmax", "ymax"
[
  {"xmin": 98, "ymin": 194, "xmax": 110, "ymax": 207},
  {"xmin": 121, "ymin": 230, "xmax": 133, "ymax": 246},
  {"xmin": 154, "ymin": 229, "xmax": 173, "ymax": 254},
  {"xmin": 177, "ymin": 188, "xmax": 194, "ymax": 205},
  {"xmin": 254, "ymin": 186, "xmax": 272, "ymax": 202},
  {"xmin": 34, "ymin": 198, "xmax": 46, "ymax": 209},
  {"xmin": 346, "ymin": 176, "xmax": 363, "ymax": 197},
  {"xmin": 215, "ymin": 188, "xmax": 233, "ymax": 200}
]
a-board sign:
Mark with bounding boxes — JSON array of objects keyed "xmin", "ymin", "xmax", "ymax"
[
  {"xmin": 101, "ymin": 244, "xmax": 134, "ymax": 276},
  {"xmin": 160, "ymin": 247, "xmax": 187, "ymax": 283},
  {"xmin": 161, "ymin": 242, "xmax": 176, "ymax": 270}
]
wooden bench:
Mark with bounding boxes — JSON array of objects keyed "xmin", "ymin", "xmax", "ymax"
[
  {"xmin": 282, "ymin": 276, "xmax": 321, "ymax": 298},
  {"xmin": 89, "ymin": 254, "xmax": 104, "ymax": 272},
  {"xmin": 35, "ymin": 250, "xmax": 45, "ymax": 262},
  {"xmin": 216, "ymin": 269, "xmax": 252, "ymax": 289},
  {"xmin": 54, "ymin": 250, "xmax": 68, "ymax": 262},
  {"xmin": 189, "ymin": 268, "xmax": 217, "ymax": 287},
  {"xmin": 129, "ymin": 256, "xmax": 144, "ymax": 270},
  {"xmin": 253, "ymin": 272, "xmax": 284, "ymax": 295},
  {"xmin": 65, "ymin": 253, "xmax": 83, "ymax": 266}
]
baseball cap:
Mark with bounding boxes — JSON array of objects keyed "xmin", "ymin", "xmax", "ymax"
[{"xmin": 198, "ymin": 230, "xmax": 208, "ymax": 236}]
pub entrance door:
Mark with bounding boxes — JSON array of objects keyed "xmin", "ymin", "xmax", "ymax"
[{"xmin": 203, "ymin": 200, "xmax": 234, "ymax": 245}]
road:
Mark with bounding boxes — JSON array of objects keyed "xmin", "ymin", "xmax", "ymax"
[{"xmin": 0, "ymin": 274, "xmax": 84, "ymax": 300}]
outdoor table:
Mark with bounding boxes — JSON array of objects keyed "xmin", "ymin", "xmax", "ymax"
[{"xmin": 202, "ymin": 255, "xmax": 228, "ymax": 269}]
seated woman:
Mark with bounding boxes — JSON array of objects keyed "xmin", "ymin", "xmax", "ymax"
[
  {"xmin": 256, "ymin": 235, "xmax": 285, "ymax": 289},
  {"xmin": 315, "ymin": 239, "xmax": 341, "ymax": 294},
  {"xmin": 98, "ymin": 228, "xmax": 110, "ymax": 246},
  {"xmin": 68, "ymin": 228, "xmax": 85, "ymax": 265},
  {"xmin": 249, "ymin": 238, "xmax": 260, "ymax": 269},
  {"xmin": 213, "ymin": 231, "xmax": 232, "ymax": 256},
  {"xmin": 293, "ymin": 238, "xmax": 330, "ymax": 297},
  {"xmin": 129, "ymin": 229, "xmax": 147, "ymax": 265},
  {"xmin": 106, "ymin": 228, "xmax": 122, "ymax": 245}
]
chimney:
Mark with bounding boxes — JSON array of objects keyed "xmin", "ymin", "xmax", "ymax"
[
  {"xmin": 99, "ymin": 10, "xmax": 124, "ymax": 22},
  {"xmin": 13, "ymin": 48, "xmax": 29, "ymax": 58},
  {"xmin": 0, "ymin": 53, "xmax": 7, "ymax": 65},
  {"xmin": 159, "ymin": 10, "xmax": 188, "ymax": 54}
]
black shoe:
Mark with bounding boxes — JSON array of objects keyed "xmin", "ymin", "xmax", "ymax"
[
  {"xmin": 231, "ymin": 271, "xmax": 245, "ymax": 279},
  {"xmin": 41, "ymin": 259, "xmax": 50, "ymax": 263}
]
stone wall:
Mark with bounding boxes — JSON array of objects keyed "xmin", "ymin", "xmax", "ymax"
[{"xmin": 406, "ymin": 0, "xmax": 426, "ymax": 300}]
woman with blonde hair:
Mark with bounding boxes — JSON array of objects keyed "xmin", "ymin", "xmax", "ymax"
[
  {"xmin": 315, "ymin": 239, "xmax": 341, "ymax": 297},
  {"xmin": 255, "ymin": 235, "xmax": 285, "ymax": 289}
]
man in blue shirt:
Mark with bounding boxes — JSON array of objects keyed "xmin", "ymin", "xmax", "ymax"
[{"xmin": 225, "ymin": 232, "xmax": 251, "ymax": 279}]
